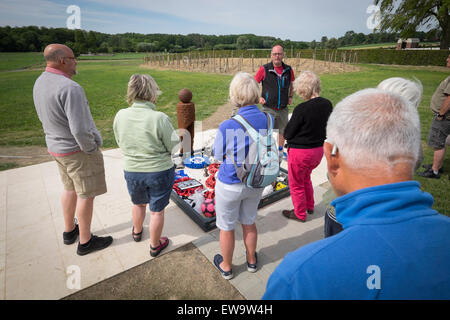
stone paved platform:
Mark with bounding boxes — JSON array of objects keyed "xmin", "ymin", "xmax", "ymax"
[{"xmin": 0, "ymin": 129, "xmax": 330, "ymax": 300}]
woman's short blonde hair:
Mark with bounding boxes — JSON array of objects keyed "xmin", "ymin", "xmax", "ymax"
[
  {"xmin": 229, "ymin": 72, "xmax": 260, "ymax": 108},
  {"xmin": 293, "ymin": 70, "xmax": 321, "ymax": 100},
  {"xmin": 127, "ymin": 73, "xmax": 162, "ymax": 105}
]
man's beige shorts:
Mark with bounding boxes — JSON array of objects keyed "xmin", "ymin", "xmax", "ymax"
[
  {"xmin": 260, "ymin": 106, "xmax": 289, "ymax": 135},
  {"xmin": 53, "ymin": 150, "xmax": 107, "ymax": 199}
]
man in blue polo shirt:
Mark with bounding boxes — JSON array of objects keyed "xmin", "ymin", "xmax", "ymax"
[{"xmin": 263, "ymin": 88, "xmax": 450, "ymax": 299}]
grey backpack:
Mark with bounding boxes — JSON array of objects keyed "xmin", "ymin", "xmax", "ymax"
[{"xmin": 229, "ymin": 112, "xmax": 280, "ymax": 188}]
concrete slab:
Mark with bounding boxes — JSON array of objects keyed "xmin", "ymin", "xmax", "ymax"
[
  {"xmin": 194, "ymin": 164, "xmax": 330, "ymax": 300},
  {"xmin": 0, "ymin": 147, "xmax": 208, "ymax": 299},
  {"xmin": 0, "ymin": 127, "xmax": 332, "ymax": 300}
]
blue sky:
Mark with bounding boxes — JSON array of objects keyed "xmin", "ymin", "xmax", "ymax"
[{"xmin": 0, "ymin": 0, "xmax": 380, "ymax": 41}]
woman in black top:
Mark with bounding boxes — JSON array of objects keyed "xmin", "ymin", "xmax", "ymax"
[{"xmin": 282, "ymin": 71, "xmax": 332, "ymax": 222}]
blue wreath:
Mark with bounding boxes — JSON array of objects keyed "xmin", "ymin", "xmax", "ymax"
[{"xmin": 184, "ymin": 155, "xmax": 211, "ymax": 169}]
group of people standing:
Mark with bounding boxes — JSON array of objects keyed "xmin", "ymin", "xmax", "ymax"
[{"xmin": 33, "ymin": 43, "xmax": 450, "ymax": 299}]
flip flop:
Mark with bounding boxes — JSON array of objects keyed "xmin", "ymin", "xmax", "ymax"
[{"xmin": 150, "ymin": 237, "xmax": 169, "ymax": 257}]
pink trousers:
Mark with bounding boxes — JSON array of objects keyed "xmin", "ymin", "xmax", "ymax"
[{"xmin": 287, "ymin": 147, "xmax": 324, "ymax": 220}]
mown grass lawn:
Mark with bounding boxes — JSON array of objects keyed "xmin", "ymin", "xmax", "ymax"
[
  {"xmin": 338, "ymin": 42, "xmax": 397, "ymax": 50},
  {"xmin": 77, "ymin": 52, "xmax": 148, "ymax": 60},
  {"xmin": 0, "ymin": 52, "xmax": 45, "ymax": 71},
  {"xmin": 0, "ymin": 53, "xmax": 448, "ymax": 215},
  {"xmin": 292, "ymin": 64, "xmax": 450, "ymax": 216},
  {"xmin": 0, "ymin": 58, "xmax": 231, "ymax": 147}
]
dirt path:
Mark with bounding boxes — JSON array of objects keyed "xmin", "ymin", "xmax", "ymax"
[
  {"xmin": 201, "ymin": 102, "xmax": 236, "ymax": 130},
  {"xmin": 0, "ymin": 146, "xmax": 53, "ymax": 168}
]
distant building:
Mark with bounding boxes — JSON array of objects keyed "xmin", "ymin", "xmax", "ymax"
[{"xmin": 396, "ymin": 38, "xmax": 420, "ymax": 50}]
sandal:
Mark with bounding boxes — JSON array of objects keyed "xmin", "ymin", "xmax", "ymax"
[
  {"xmin": 150, "ymin": 237, "xmax": 169, "ymax": 257},
  {"xmin": 132, "ymin": 226, "xmax": 143, "ymax": 242}
]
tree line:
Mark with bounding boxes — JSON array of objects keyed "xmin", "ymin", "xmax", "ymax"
[{"xmin": 0, "ymin": 25, "xmax": 440, "ymax": 54}]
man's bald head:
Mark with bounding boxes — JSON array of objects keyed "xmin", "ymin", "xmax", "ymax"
[
  {"xmin": 272, "ymin": 45, "xmax": 284, "ymax": 52},
  {"xmin": 43, "ymin": 44, "xmax": 77, "ymax": 77},
  {"xmin": 270, "ymin": 45, "xmax": 284, "ymax": 67},
  {"xmin": 44, "ymin": 44, "xmax": 72, "ymax": 63}
]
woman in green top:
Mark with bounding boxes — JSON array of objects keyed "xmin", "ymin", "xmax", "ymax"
[{"xmin": 113, "ymin": 74, "xmax": 179, "ymax": 257}]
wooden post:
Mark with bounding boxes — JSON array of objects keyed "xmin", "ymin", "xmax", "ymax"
[
  {"xmin": 252, "ymin": 54, "xmax": 254, "ymax": 72},
  {"xmin": 342, "ymin": 52, "xmax": 346, "ymax": 71},
  {"xmin": 328, "ymin": 51, "xmax": 331, "ymax": 69},
  {"xmin": 213, "ymin": 49, "xmax": 216, "ymax": 73},
  {"xmin": 313, "ymin": 52, "xmax": 316, "ymax": 71}
]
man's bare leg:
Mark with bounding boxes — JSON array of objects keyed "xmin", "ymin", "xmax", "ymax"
[
  {"xmin": 432, "ymin": 147, "xmax": 446, "ymax": 173},
  {"xmin": 76, "ymin": 196, "xmax": 94, "ymax": 244},
  {"xmin": 61, "ymin": 190, "xmax": 77, "ymax": 232}
]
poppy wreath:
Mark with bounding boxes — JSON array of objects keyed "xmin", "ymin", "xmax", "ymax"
[{"xmin": 173, "ymin": 177, "xmax": 204, "ymax": 198}]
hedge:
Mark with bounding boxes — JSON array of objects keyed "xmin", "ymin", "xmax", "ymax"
[
  {"xmin": 167, "ymin": 48, "xmax": 449, "ymax": 67},
  {"xmin": 338, "ymin": 49, "xmax": 449, "ymax": 66}
]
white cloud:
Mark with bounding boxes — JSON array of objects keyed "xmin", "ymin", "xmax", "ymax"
[
  {"xmin": 85, "ymin": 0, "xmax": 375, "ymax": 40},
  {"xmin": 0, "ymin": 0, "xmax": 68, "ymax": 26},
  {"xmin": 0, "ymin": 0, "xmax": 376, "ymax": 41}
]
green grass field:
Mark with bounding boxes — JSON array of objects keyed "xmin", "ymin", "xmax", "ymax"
[
  {"xmin": 77, "ymin": 52, "xmax": 148, "ymax": 60},
  {"xmin": 338, "ymin": 42, "xmax": 397, "ymax": 50},
  {"xmin": 0, "ymin": 52, "xmax": 146, "ymax": 71},
  {"xmin": 0, "ymin": 54, "xmax": 231, "ymax": 148},
  {"xmin": 338, "ymin": 42, "xmax": 440, "ymax": 50},
  {"xmin": 0, "ymin": 52, "xmax": 448, "ymax": 215},
  {"xmin": 0, "ymin": 52, "xmax": 45, "ymax": 71}
]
